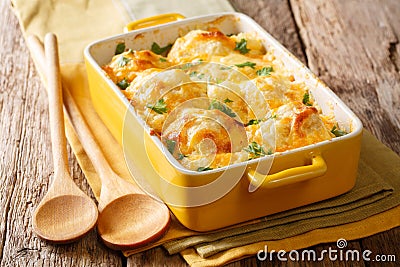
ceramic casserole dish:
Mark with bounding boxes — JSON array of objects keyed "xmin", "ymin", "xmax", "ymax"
[{"xmin": 84, "ymin": 12, "xmax": 363, "ymax": 231}]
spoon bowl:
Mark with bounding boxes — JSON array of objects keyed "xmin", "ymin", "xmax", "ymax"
[
  {"xmin": 97, "ymin": 194, "xmax": 170, "ymax": 250},
  {"xmin": 33, "ymin": 194, "xmax": 98, "ymax": 243}
]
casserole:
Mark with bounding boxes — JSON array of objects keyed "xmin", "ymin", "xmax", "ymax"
[
  {"xmin": 84, "ymin": 12, "xmax": 363, "ymax": 231},
  {"xmin": 102, "ymin": 28, "xmax": 338, "ymax": 172}
]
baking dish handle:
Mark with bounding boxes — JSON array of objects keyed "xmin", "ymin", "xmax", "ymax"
[
  {"xmin": 124, "ymin": 13, "xmax": 185, "ymax": 32},
  {"xmin": 247, "ymin": 154, "xmax": 327, "ymax": 191}
]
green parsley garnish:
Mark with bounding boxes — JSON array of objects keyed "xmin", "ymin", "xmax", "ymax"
[
  {"xmin": 165, "ymin": 139, "xmax": 176, "ymax": 154},
  {"xmin": 244, "ymin": 142, "xmax": 268, "ymax": 159},
  {"xmin": 189, "ymin": 71, "xmax": 198, "ymax": 77},
  {"xmin": 181, "ymin": 62, "xmax": 195, "ymax": 70},
  {"xmin": 116, "ymin": 56, "xmax": 131, "ymax": 67},
  {"xmin": 245, "ymin": 119, "xmax": 261, "ymax": 126},
  {"xmin": 234, "ymin": 39, "xmax": 250, "ymax": 54},
  {"xmin": 115, "ymin": 43, "xmax": 126, "ymax": 55},
  {"xmin": 234, "ymin": 61, "xmax": 256, "ymax": 69},
  {"xmin": 302, "ymin": 92, "xmax": 312, "ymax": 106},
  {"xmin": 197, "ymin": 166, "xmax": 213, "ymax": 172},
  {"xmin": 180, "ymin": 63, "xmax": 193, "ymax": 70},
  {"xmin": 224, "ymin": 98, "xmax": 234, "ymax": 103},
  {"xmin": 116, "ymin": 78, "xmax": 130, "ymax": 90},
  {"xmin": 189, "ymin": 71, "xmax": 205, "ymax": 79},
  {"xmin": 256, "ymin": 66, "xmax": 273, "ymax": 76},
  {"xmin": 209, "ymin": 99, "xmax": 236, "ymax": 117},
  {"xmin": 180, "ymin": 60, "xmax": 204, "ymax": 70},
  {"xmin": 215, "ymin": 78, "xmax": 223, "ymax": 84},
  {"xmin": 151, "ymin": 42, "xmax": 172, "ymax": 55},
  {"xmin": 159, "ymin": 57, "xmax": 167, "ymax": 62},
  {"xmin": 146, "ymin": 98, "xmax": 168, "ymax": 114},
  {"xmin": 177, "ymin": 153, "xmax": 186, "ymax": 160},
  {"xmin": 331, "ymin": 125, "xmax": 348, "ymax": 137}
]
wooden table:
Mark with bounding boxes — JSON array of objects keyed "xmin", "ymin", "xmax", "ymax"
[{"xmin": 1, "ymin": 0, "xmax": 399, "ymax": 266}]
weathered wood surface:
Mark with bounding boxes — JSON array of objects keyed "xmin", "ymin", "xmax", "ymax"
[
  {"xmin": 0, "ymin": 0, "xmax": 398, "ymax": 266},
  {"xmin": 290, "ymin": 0, "xmax": 400, "ymax": 154},
  {"xmin": 0, "ymin": 0, "xmax": 122, "ymax": 266}
]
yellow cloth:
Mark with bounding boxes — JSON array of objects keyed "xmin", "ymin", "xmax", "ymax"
[{"xmin": 11, "ymin": 0, "xmax": 399, "ymax": 266}]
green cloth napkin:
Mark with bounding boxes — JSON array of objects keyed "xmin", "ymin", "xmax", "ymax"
[{"xmin": 164, "ymin": 130, "xmax": 400, "ymax": 258}]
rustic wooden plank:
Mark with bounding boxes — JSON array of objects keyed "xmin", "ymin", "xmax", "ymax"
[
  {"xmin": 127, "ymin": 247, "xmax": 187, "ymax": 267},
  {"xmin": 383, "ymin": 0, "xmax": 400, "ymax": 72},
  {"xmin": 360, "ymin": 229, "xmax": 400, "ymax": 267},
  {"xmin": 225, "ymin": 257, "xmax": 258, "ymax": 267},
  {"xmin": 0, "ymin": 2, "xmax": 122, "ymax": 266},
  {"xmin": 290, "ymin": 0, "xmax": 400, "ymax": 154},
  {"xmin": 228, "ymin": 0, "xmax": 307, "ymax": 64}
]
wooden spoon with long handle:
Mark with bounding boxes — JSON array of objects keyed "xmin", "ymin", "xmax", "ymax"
[
  {"xmin": 32, "ymin": 33, "xmax": 98, "ymax": 243},
  {"xmin": 28, "ymin": 34, "xmax": 170, "ymax": 250}
]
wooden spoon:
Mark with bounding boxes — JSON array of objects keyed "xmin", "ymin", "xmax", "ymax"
[
  {"xmin": 32, "ymin": 33, "xmax": 98, "ymax": 243},
  {"xmin": 27, "ymin": 35, "xmax": 170, "ymax": 250}
]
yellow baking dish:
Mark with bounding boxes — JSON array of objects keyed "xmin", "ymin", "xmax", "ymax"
[{"xmin": 84, "ymin": 12, "xmax": 363, "ymax": 231}]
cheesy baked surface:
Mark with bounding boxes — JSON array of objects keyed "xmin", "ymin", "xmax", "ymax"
[{"xmin": 102, "ymin": 29, "xmax": 346, "ymax": 171}]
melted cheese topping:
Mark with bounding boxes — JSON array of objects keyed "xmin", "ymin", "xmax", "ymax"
[
  {"xmin": 167, "ymin": 30, "xmax": 236, "ymax": 63},
  {"xmin": 102, "ymin": 29, "xmax": 340, "ymax": 171}
]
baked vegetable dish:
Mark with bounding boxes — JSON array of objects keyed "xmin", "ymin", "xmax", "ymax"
[{"xmin": 102, "ymin": 29, "xmax": 347, "ymax": 171}]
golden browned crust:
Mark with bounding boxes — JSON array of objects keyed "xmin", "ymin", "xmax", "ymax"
[{"xmin": 102, "ymin": 29, "xmax": 339, "ymax": 171}]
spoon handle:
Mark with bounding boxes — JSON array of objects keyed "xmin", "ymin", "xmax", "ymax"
[
  {"xmin": 44, "ymin": 33, "xmax": 69, "ymax": 176},
  {"xmin": 28, "ymin": 35, "xmax": 137, "ymax": 192}
]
